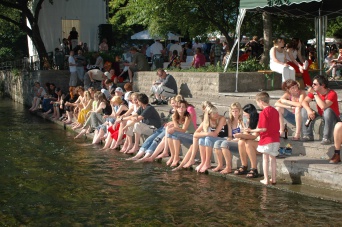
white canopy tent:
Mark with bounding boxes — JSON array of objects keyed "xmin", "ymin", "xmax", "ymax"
[
  {"xmin": 131, "ymin": 30, "xmax": 182, "ymax": 41},
  {"xmin": 225, "ymin": 0, "xmax": 342, "ymax": 92}
]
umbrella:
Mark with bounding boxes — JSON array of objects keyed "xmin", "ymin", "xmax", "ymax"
[{"xmin": 130, "ymin": 30, "xmax": 162, "ymax": 40}]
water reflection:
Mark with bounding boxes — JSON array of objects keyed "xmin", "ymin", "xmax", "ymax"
[{"xmin": 1, "ymin": 98, "xmax": 342, "ymax": 225}]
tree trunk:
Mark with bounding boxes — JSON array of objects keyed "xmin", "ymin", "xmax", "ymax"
[
  {"xmin": 260, "ymin": 12, "xmax": 272, "ymax": 66},
  {"xmin": 30, "ymin": 23, "xmax": 48, "ymax": 67}
]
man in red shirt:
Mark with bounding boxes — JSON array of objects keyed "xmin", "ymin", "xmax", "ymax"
[{"xmin": 301, "ymin": 75, "xmax": 341, "ymax": 144}]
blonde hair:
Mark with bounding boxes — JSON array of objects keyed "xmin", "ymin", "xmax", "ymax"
[
  {"xmin": 256, "ymin": 91, "xmax": 270, "ymax": 103},
  {"xmin": 202, "ymin": 104, "xmax": 218, "ymax": 132},
  {"xmin": 83, "ymin": 91, "xmax": 91, "ymax": 102},
  {"xmin": 111, "ymin": 95, "xmax": 123, "ymax": 105},
  {"xmin": 174, "ymin": 94, "xmax": 184, "ymax": 102},
  {"xmin": 201, "ymin": 101, "xmax": 212, "ymax": 111},
  {"xmin": 228, "ymin": 102, "xmax": 242, "ymax": 123}
]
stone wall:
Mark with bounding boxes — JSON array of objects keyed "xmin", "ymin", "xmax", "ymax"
[
  {"xmin": 134, "ymin": 71, "xmax": 282, "ymax": 97},
  {"xmin": 0, "ymin": 70, "xmax": 70, "ymax": 106}
]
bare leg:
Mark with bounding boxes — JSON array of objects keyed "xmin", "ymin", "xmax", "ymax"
[
  {"xmin": 220, "ymin": 148, "xmax": 232, "ymax": 174},
  {"xmin": 126, "ymin": 132, "xmax": 141, "ymax": 154},
  {"xmin": 156, "ymin": 132, "xmax": 170, "ymax": 159},
  {"xmin": 170, "ymin": 139, "xmax": 181, "ymax": 167},
  {"xmin": 119, "ymin": 137, "xmax": 130, "ymax": 153},
  {"xmin": 127, "ymin": 150, "xmax": 145, "ymax": 160},
  {"xmin": 112, "ymin": 122, "xmax": 126, "ymax": 149},
  {"xmin": 122, "ymin": 135, "xmax": 133, "ymax": 153},
  {"xmin": 74, "ymin": 126, "xmax": 88, "ymax": 139},
  {"xmin": 212, "ymin": 148, "xmax": 223, "ymax": 172},
  {"xmin": 276, "ymin": 106, "xmax": 285, "ymax": 135},
  {"xmin": 270, "ymin": 155, "xmax": 277, "ymax": 184},
  {"xmin": 196, "ymin": 145, "xmax": 206, "ymax": 172},
  {"xmin": 172, "ymin": 145, "xmax": 193, "ymax": 171},
  {"xmin": 238, "ymin": 139, "xmax": 248, "ymax": 167},
  {"xmin": 334, "ymin": 122, "xmax": 342, "ymax": 150},
  {"xmin": 183, "ymin": 138, "xmax": 199, "ymax": 168},
  {"xmin": 246, "ymin": 140, "xmax": 258, "ymax": 169},
  {"xmin": 200, "ymin": 146, "xmax": 212, "ymax": 172},
  {"xmin": 102, "ymin": 134, "xmax": 113, "ymax": 149},
  {"xmin": 294, "ymin": 106, "xmax": 302, "ymax": 138},
  {"xmin": 166, "ymin": 137, "xmax": 175, "ymax": 166},
  {"xmin": 142, "ymin": 139, "xmax": 166, "ymax": 162},
  {"xmin": 134, "ymin": 152, "xmax": 151, "ymax": 163},
  {"xmin": 93, "ymin": 129, "xmax": 105, "ymax": 144},
  {"xmin": 260, "ymin": 154, "xmax": 270, "ymax": 185}
]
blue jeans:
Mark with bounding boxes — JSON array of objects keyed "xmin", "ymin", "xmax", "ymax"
[
  {"xmin": 301, "ymin": 107, "xmax": 340, "ymax": 140},
  {"xmin": 138, "ymin": 127, "xmax": 165, "ymax": 153},
  {"xmin": 76, "ymin": 67, "xmax": 85, "ymax": 83},
  {"xmin": 199, "ymin": 136, "xmax": 224, "ymax": 147},
  {"xmin": 283, "ymin": 108, "xmax": 296, "ymax": 126},
  {"xmin": 167, "ymin": 131, "xmax": 193, "ymax": 146}
]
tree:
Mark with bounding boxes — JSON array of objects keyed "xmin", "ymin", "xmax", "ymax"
[
  {"xmin": 111, "ymin": 0, "xmax": 240, "ymax": 47},
  {"xmin": 0, "ymin": 0, "xmax": 53, "ymax": 63}
]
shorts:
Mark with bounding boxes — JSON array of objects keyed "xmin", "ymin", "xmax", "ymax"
[
  {"xmin": 199, "ymin": 136, "xmax": 224, "ymax": 147},
  {"xmin": 257, "ymin": 142, "xmax": 280, "ymax": 157}
]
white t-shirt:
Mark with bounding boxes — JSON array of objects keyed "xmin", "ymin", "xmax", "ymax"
[
  {"xmin": 68, "ymin": 56, "xmax": 77, "ymax": 72},
  {"xmin": 170, "ymin": 43, "xmax": 182, "ymax": 55},
  {"xmin": 150, "ymin": 42, "xmax": 163, "ymax": 56}
]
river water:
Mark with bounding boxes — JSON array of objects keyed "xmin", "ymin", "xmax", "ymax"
[{"xmin": 1, "ymin": 98, "xmax": 342, "ymax": 226}]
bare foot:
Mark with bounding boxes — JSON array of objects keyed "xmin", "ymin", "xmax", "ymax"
[
  {"xmin": 170, "ymin": 159, "xmax": 180, "ymax": 167},
  {"xmin": 199, "ymin": 165, "xmax": 211, "ymax": 173},
  {"xmin": 120, "ymin": 146, "xmax": 129, "ymax": 153},
  {"xmin": 195, "ymin": 164, "xmax": 203, "ymax": 172},
  {"xmin": 156, "ymin": 152, "xmax": 169, "ymax": 159},
  {"xmin": 74, "ymin": 129, "xmax": 86, "ymax": 139},
  {"xmin": 220, "ymin": 168, "xmax": 232, "ymax": 174},
  {"xmin": 126, "ymin": 147, "xmax": 139, "ymax": 154},
  {"xmin": 260, "ymin": 179, "xmax": 269, "ymax": 185},
  {"xmin": 166, "ymin": 158, "xmax": 173, "ymax": 166},
  {"xmin": 212, "ymin": 166, "xmax": 223, "ymax": 172},
  {"xmin": 143, "ymin": 157, "xmax": 153, "ymax": 163},
  {"xmin": 183, "ymin": 161, "xmax": 195, "ymax": 168},
  {"xmin": 270, "ymin": 178, "xmax": 277, "ymax": 185},
  {"xmin": 126, "ymin": 156, "xmax": 139, "ymax": 161}
]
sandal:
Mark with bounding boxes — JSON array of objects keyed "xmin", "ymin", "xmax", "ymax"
[
  {"xmin": 234, "ymin": 165, "xmax": 248, "ymax": 175},
  {"xmin": 246, "ymin": 168, "xmax": 259, "ymax": 178}
]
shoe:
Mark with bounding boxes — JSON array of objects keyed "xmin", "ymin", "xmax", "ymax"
[
  {"xmin": 301, "ymin": 135, "xmax": 314, "ymax": 142},
  {"xmin": 151, "ymin": 100, "xmax": 160, "ymax": 105},
  {"xmin": 329, "ymin": 153, "xmax": 341, "ymax": 164},
  {"xmin": 321, "ymin": 138, "xmax": 332, "ymax": 145},
  {"xmin": 304, "ymin": 60, "xmax": 309, "ymax": 70},
  {"xmin": 162, "ymin": 100, "xmax": 168, "ymax": 105}
]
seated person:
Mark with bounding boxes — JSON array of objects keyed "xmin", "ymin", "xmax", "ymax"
[
  {"xmin": 326, "ymin": 47, "xmax": 342, "ymax": 80},
  {"xmin": 301, "ymin": 75, "xmax": 340, "ymax": 144},
  {"xmin": 167, "ymin": 50, "xmax": 181, "ymax": 69},
  {"xmin": 275, "ymin": 79, "xmax": 306, "ymax": 140},
  {"xmin": 330, "ymin": 122, "xmax": 342, "ymax": 164},
  {"xmin": 123, "ymin": 46, "xmax": 150, "ymax": 83},
  {"xmin": 191, "ymin": 47, "xmax": 206, "ymax": 68},
  {"xmin": 150, "ymin": 68, "xmax": 178, "ymax": 105},
  {"xmin": 120, "ymin": 93, "xmax": 162, "ymax": 154},
  {"xmin": 29, "ymin": 82, "xmax": 46, "ymax": 112}
]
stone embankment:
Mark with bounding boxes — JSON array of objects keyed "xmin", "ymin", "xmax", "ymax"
[{"xmin": 2, "ymin": 69, "xmax": 342, "ymax": 202}]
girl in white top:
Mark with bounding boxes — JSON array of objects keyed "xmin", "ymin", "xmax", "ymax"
[
  {"xmin": 29, "ymin": 82, "xmax": 46, "ymax": 111},
  {"xmin": 270, "ymin": 38, "xmax": 295, "ymax": 82}
]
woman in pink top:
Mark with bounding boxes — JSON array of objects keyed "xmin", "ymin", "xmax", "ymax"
[{"xmin": 191, "ymin": 47, "xmax": 206, "ymax": 68}]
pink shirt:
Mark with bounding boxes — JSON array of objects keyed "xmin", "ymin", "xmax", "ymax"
[
  {"xmin": 193, "ymin": 54, "xmax": 206, "ymax": 68},
  {"xmin": 187, "ymin": 106, "xmax": 197, "ymax": 129}
]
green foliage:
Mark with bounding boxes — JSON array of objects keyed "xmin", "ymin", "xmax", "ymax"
[
  {"xmin": 327, "ymin": 16, "xmax": 342, "ymax": 39},
  {"xmin": 166, "ymin": 58, "xmax": 267, "ymax": 73}
]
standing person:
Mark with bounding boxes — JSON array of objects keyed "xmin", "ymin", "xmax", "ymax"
[
  {"xmin": 150, "ymin": 39, "xmax": 164, "ymax": 59},
  {"xmin": 69, "ymin": 27, "xmax": 78, "ymax": 50},
  {"xmin": 250, "ymin": 92, "xmax": 280, "ymax": 185},
  {"xmin": 75, "ymin": 50, "xmax": 86, "ymax": 85},
  {"xmin": 274, "ymin": 79, "xmax": 306, "ymax": 140},
  {"xmin": 301, "ymin": 75, "xmax": 340, "ymax": 144},
  {"xmin": 150, "ymin": 68, "xmax": 177, "ymax": 105},
  {"xmin": 286, "ymin": 38, "xmax": 311, "ymax": 86},
  {"xmin": 270, "ymin": 38, "xmax": 295, "ymax": 82},
  {"xmin": 68, "ymin": 50, "xmax": 77, "ymax": 87},
  {"xmin": 99, "ymin": 38, "xmax": 109, "ymax": 52},
  {"xmin": 245, "ymin": 36, "xmax": 260, "ymax": 59},
  {"xmin": 210, "ymin": 38, "xmax": 223, "ymax": 66}
]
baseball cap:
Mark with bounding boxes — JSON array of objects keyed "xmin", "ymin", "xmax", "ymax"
[{"xmin": 115, "ymin": 87, "xmax": 123, "ymax": 93}]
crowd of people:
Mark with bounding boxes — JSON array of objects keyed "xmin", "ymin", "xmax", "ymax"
[{"xmin": 29, "ymin": 61, "xmax": 342, "ymax": 185}]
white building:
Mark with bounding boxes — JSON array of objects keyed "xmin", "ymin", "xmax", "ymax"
[{"xmin": 28, "ymin": 0, "xmax": 107, "ymax": 57}]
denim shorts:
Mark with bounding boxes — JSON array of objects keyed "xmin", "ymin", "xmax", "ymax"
[
  {"xmin": 167, "ymin": 131, "xmax": 193, "ymax": 146},
  {"xmin": 199, "ymin": 136, "xmax": 224, "ymax": 147},
  {"xmin": 213, "ymin": 139, "xmax": 238, "ymax": 151},
  {"xmin": 283, "ymin": 108, "xmax": 296, "ymax": 126}
]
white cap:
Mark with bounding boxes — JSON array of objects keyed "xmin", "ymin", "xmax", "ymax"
[
  {"xmin": 115, "ymin": 87, "xmax": 123, "ymax": 93},
  {"xmin": 104, "ymin": 72, "xmax": 111, "ymax": 79}
]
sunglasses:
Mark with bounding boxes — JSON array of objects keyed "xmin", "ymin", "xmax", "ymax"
[{"xmin": 312, "ymin": 83, "xmax": 318, "ymax": 86}]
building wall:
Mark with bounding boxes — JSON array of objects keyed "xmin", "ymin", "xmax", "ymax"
[{"xmin": 28, "ymin": 0, "xmax": 107, "ymax": 56}]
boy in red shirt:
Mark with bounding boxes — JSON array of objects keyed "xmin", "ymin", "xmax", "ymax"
[{"xmin": 247, "ymin": 92, "xmax": 280, "ymax": 185}]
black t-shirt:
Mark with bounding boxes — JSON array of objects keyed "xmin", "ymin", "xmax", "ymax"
[{"xmin": 136, "ymin": 104, "xmax": 161, "ymax": 128}]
